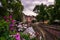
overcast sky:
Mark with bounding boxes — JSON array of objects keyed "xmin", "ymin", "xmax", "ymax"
[
  {"xmin": 21, "ymin": 0, "xmax": 54, "ymax": 11},
  {"xmin": 0, "ymin": 2, "xmax": 1, "ymax": 5},
  {"xmin": 21, "ymin": 0, "xmax": 54, "ymax": 16}
]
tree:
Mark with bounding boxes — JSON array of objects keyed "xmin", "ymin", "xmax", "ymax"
[
  {"xmin": 0, "ymin": 0, "xmax": 23, "ymax": 21},
  {"xmin": 54, "ymin": 0, "xmax": 60, "ymax": 20},
  {"xmin": 45, "ymin": 5, "xmax": 55, "ymax": 24},
  {"xmin": 33, "ymin": 1, "xmax": 60, "ymax": 24},
  {"xmin": 33, "ymin": 4, "xmax": 48, "ymax": 23}
]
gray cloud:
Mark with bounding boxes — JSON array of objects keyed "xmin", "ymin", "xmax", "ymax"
[
  {"xmin": 21, "ymin": 0, "xmax": 54, "ymax": 11},
  {"xmin": 21, "ymin": 0, "xmax": 54, "ymax": 16}
]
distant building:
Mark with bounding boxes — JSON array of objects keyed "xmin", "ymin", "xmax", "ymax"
[{"xmin": 22, "ymin": 9, "xmax": 38, "ymax": 23}]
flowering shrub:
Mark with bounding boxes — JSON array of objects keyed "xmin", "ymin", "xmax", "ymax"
[
  {"xmin": 0, "ymin": 16, "xmax": 16, "ymax": 40},
  {"xmin": 3, "ymin": 15, "xmax": 16, "ymax": 31},
  {"xmin": 0, "ymin": 16, "xmax": 37, "ymax": 40},
  {"xmin": 0, "ymin": 19, "xmax": 10, "ymax": 40}
]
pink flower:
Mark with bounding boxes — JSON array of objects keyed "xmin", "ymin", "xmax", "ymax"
[
  {"xmin": 4, "ymin": 16, "xmax": 7, "ymax": 19},
  {"xmin": 9, "ymin": 23, "xmax": 14, "ymax": 30},
  {"xmin": 15, "ymin": 33, "xmax": 21, "ymax": 40},
  {"xmin": 9, "ymin": 15, "xmax": 12, "ymax": 19},
  {"xmin": 9, "ymin": 27, "xmax": 12, "ymax": 30},
  {"xmin": 6, "ymin": 19, "xmax": 9, "ymax": 22},
  {"xmin": 11, "ymin": 20, "xmax": 15, "ymax": 23}
]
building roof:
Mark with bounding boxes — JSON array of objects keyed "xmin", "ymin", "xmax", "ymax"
[{"xmin": 23, "ymin": 9, "xmax": 38, "ymax": 16}]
